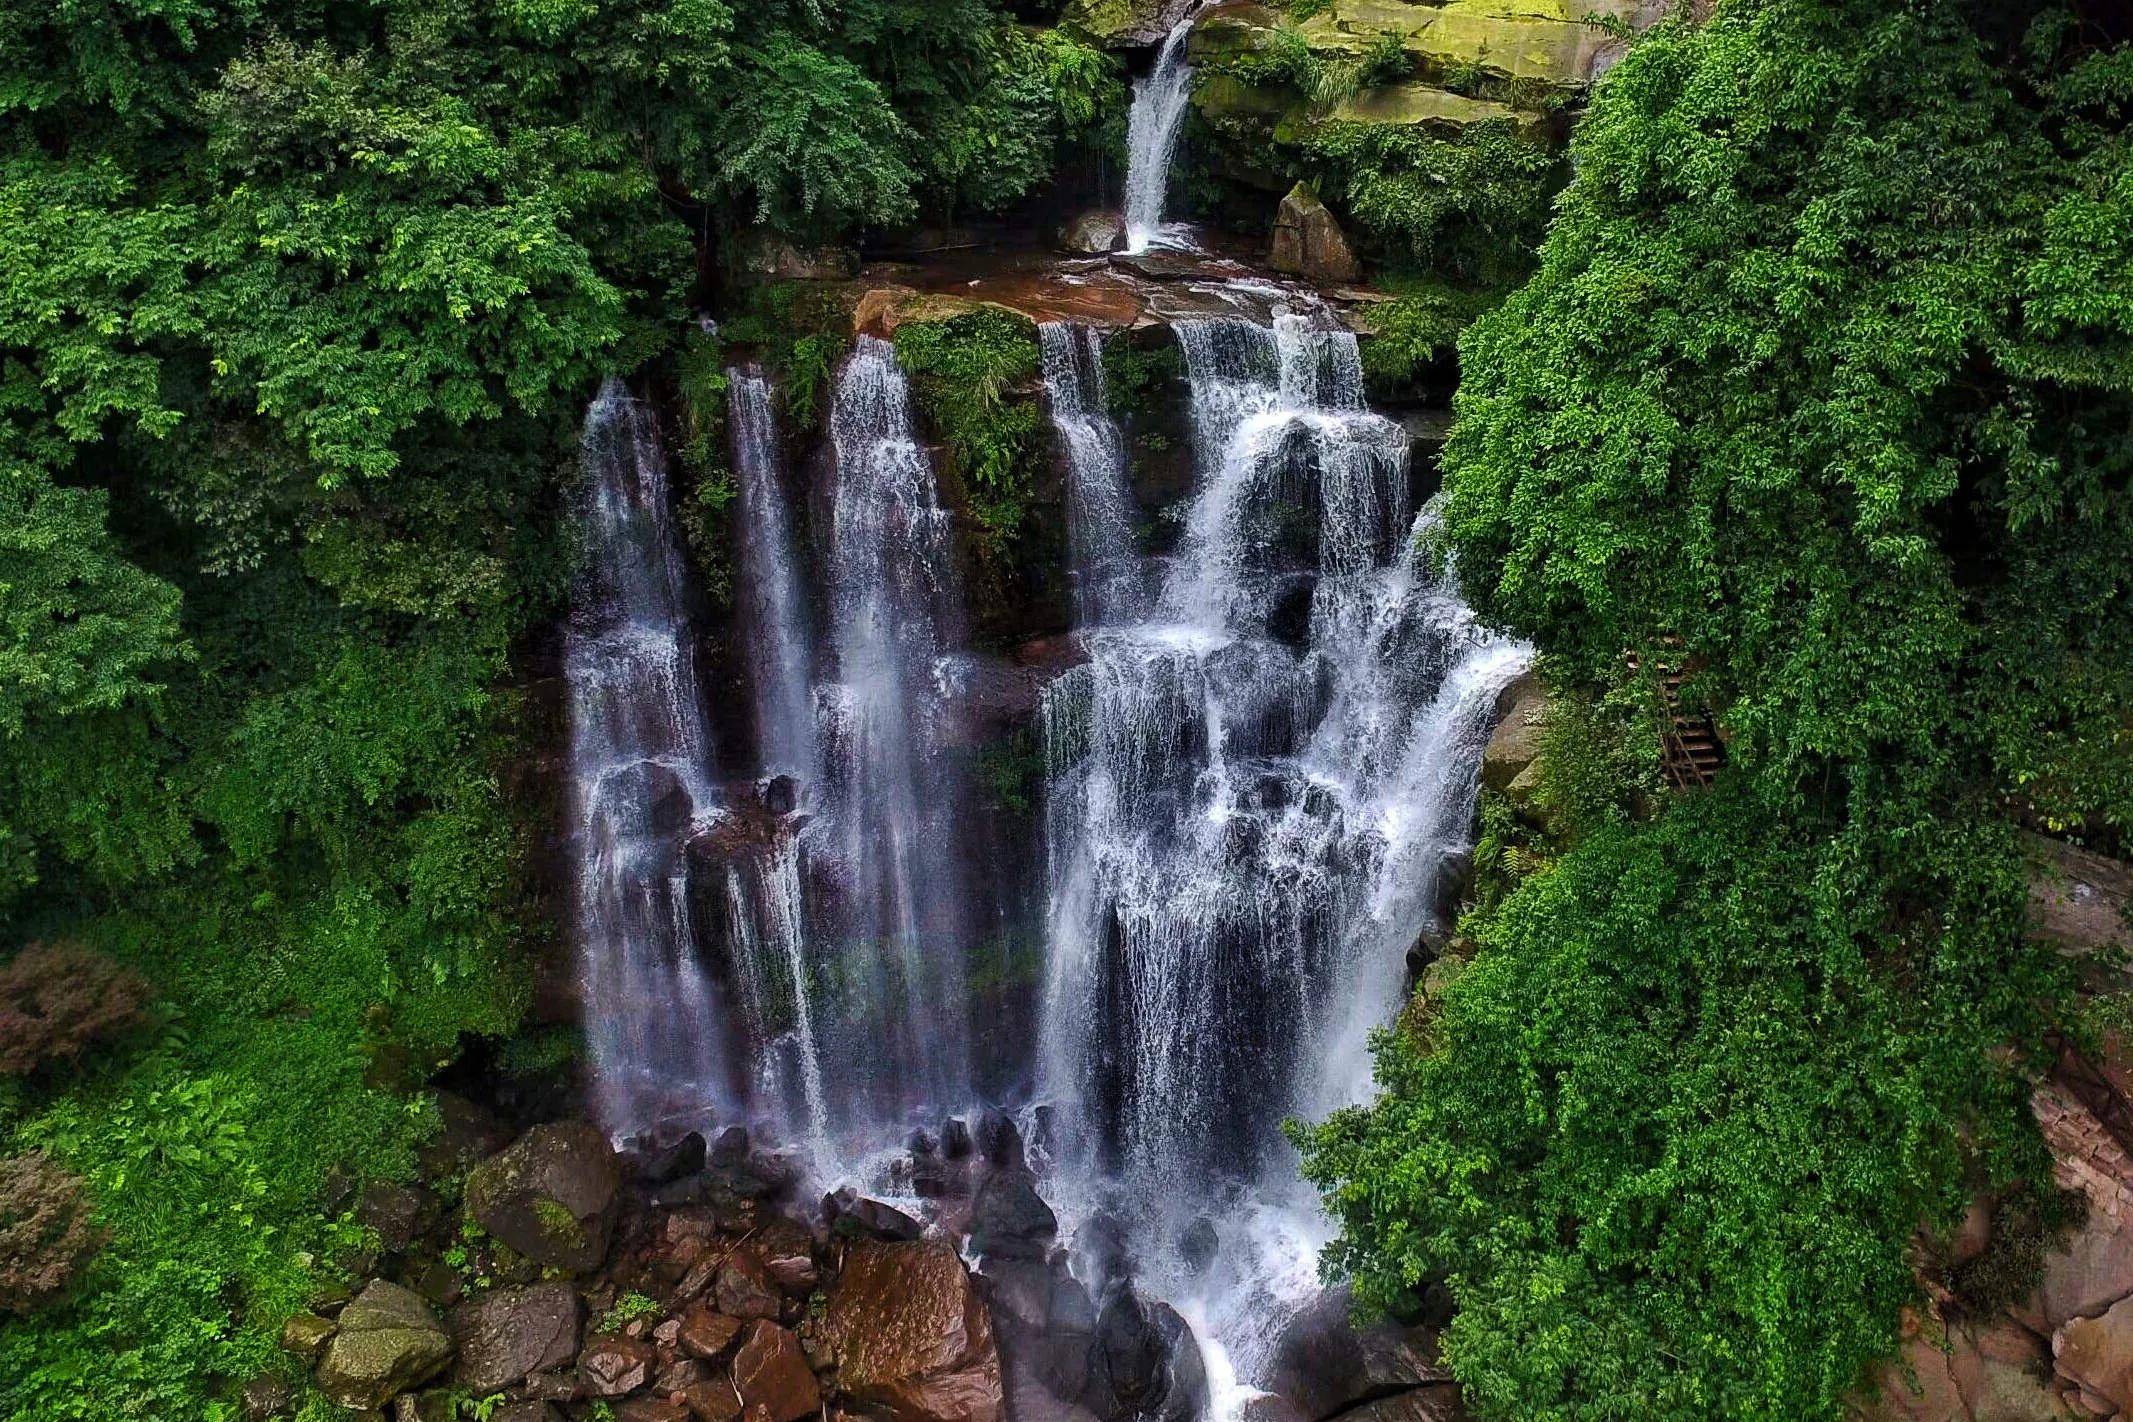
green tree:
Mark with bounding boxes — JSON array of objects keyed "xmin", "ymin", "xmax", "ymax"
[{"xmin": 1300, "ymin": 2, "xmax": 2133, "ymax": 1418}]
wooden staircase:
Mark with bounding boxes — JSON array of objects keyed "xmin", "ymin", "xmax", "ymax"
[{"xmin": 1627, "ymin": 648, "xmax": 1726, "ymax": 791}]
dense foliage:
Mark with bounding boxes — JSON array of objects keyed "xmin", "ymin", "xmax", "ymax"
[
  {"xmin": 0, "ymin": 0, "xmax": 1113, "ymax": 1415},
  {"xmin": 1301, "ymin": 2, "xmax": 2133, "ymax": 1419}
]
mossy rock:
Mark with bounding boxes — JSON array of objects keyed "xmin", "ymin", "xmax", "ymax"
[
  {"xmin": 1063, "ymin": 0, "xmax": 1195, "ymax": 48},
  {"xmin": 463, "ymin": 1121, "xmax": 620, "ymax": 1275},
  {"xmin": 314, "ymin": 1281, "xmax": 453, "ymax": 1410},
  {"xmin": 1192, "ymin": 0, "xmax": 1637, "ymax": 148},
  {"xmin": 1319, "ymin": 81, "xmax": 1540, "ymax": 134},
  {"xmin": 1293, "ymin": 0, "xmax": 1640, "ymax": 85}
]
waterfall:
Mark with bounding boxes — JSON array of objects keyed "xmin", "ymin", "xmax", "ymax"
[
  {"xmin": 1122, "ymin": 9, "xmax": 1204, "ymax": 253},
  {"xmin": 728, "ymin": 367, "xmax": 819, "ymax": 789},
  {"xmin": 565, "ymin": 379, "xmax": 732, "ymax": 1137},
  {"xmin": 807, "ymin": 333, "xmax": 977, "ymax": 1134},
  {"xmin": 1040, "ymin": 322, "xmax": 1148, "ymax": 623},
  {"xmin": 1038, "ymin": 315, "xmax": 1530, "ymax": 1391}
]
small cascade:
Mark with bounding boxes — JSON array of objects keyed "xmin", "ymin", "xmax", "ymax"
[
  {"xmin": 728, "ymin": 367, "xmax": 819, "ymax": 788},
  {"xmin": 1038, "ymin": 315, "xmax": 1529, "ymax": 1393},
  {"xmin": 565, "ymin": 379, "xmax": 732, "ymax": 1137},
  {"xmin": 807, "ymin": 333, "xmax": 978, "ymax": 1139},
  {"xmin": 1040, "ymin": 322, "xmax": 1148, "ymax": 623},
  {"xmin": 1122, "ymin": 8, "xmax": 1205, "ymax": 252}
]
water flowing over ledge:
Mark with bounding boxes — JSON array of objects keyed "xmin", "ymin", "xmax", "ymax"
[{"xmin": 563, "ymin": 309, "xmax": 1522, "ymax": 1420}]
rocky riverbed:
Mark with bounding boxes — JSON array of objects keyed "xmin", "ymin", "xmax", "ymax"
[{"xmin": 263, "ymin": 1095, "xmax": 1466, "ymax": 1422}]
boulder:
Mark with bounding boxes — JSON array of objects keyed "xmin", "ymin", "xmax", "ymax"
[
  {"xmin": 1333, "ymin": 1386, "xmax": 1468, "ymax": 1422},
  {"xmin": 315, "ymin": 1280, "xmax": 455, "ymax": 1410},
  {"xmin": 617, "ymin": 1400, "xmax": 694, "ymax": 1422},
  {"xmin": 1267, "ymin": 1289, "xmax": 1450, "ymax": 1420},
  {"xmin": 816, "ymin": 1240, "xmax": 1004, "ymax": 1422},
  {"xmin": 492, "ymin": 1405, "xmax": 562, "ymax": 1422},
  {"xmin": 420, "ymin": 1092, "xmax": 514, "ymax": 1179},
  {"xmin": 241, "ymin": 1374, "xmax": 293, "ymax": 1422},
  {"xmin": 1084, "ymin": 1290, "xmax": 1207, "ymax": 1422},
  {"xmin": 2027, "ymin": 834, "xmax": 2133, "ymax": 958},
  {"xmin": 1481, "ymin": 673, "xmax": 1545, "ymax": 795},
  {"xmin": 716, "ymin": 1249, "xmax": 784, "ymax": 1320},
  {"xmin": 732, "ymin": 1321, "xmax": 821, "ymax": 1422},
  {"xmin": 967, "ymin": 1170, "xmax": 1059, "ymax": 1262},
  {"xmin": 678, "ymin": 1301, "xmax": 745, "ymax": 1361},
  {"xmin": 1860, "ymin": 1312, "xmax": 2067, "ymax": 1422},
  {"xmin": 711, "ymin": 1127, "xmax": 752, "ymax": 1169},
  {"xmin": 1269, "ymin": 184, "xmax": 1361, "ymax": 286},
  {"xmin": 1177, "ymin": 1219, "xmax": 1219, "ymax": 1278},
  {"xmin": 465, "ymin": 1121, "xmax": 621, "ymax": 1274},
  {"xmin": 679, "ymin": 1377, "xmax": 745, "ymax": 1422},
  {"xmin": 976, "ymin": 1111, "xmax": 1026, "ymax": 1171},
  {"xmin": 281, "ymin": 1311, "xmax": 337, "ymax": 1362},
  {"xmin": 846, "ymin": 1197, "xmax": 925, "ymax": 1242},
  {"xmin": 1061, "ymin": 210, "xmax": 1128, "ymax": 255},
  {"xmin": 645, "ymin": 1133, "xmax": 709, "ymax": 1185},
  {"xmin": 453, "ymin": 1281, "xmax": 583, "ymax": 1394},
  {"xmin": 581, "ymin": 1334, "xmax": 659, "ymax": 1398},
  {"xmin": 358, "ymin": 1182, "xmax": 434, "ymax": 1254},
  {"xmin": 2058, "ymin": 1294, "xmax": 2133, "ymax": 1415},
  {"xmin": 756, "ymin": 1219, "xmax": 821, "ymax": 1295}
]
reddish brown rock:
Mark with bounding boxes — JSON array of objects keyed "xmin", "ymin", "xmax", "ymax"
[
  {"xmin": 581, "ymin": 1335, "xmax": 659, "ymax": 1398},
  {"xmin": 679, "ymin": 1302, "xmax": 745, "ymax": 1361},
  {"xmin": 733, "ymin": 1321, "xmax": 821, "ymax": 1422},
  {"xmin": 680, "ymin": 1378, "xmax": 744, "ymax": 1422},
  {"xmin": 815, "ymin": 1241, "xmax": 1003, "ymax": 1422},
  {"xmin": 454, "ymin": 1281, "xmax": 583, "ymax": 1393},
  {"xmin": 1860, "ymin": 1310, "xmax": 2066, "ymax": 1422},
  {"xmin": 617, "ymin": 1399, "xmax": 694, "ymax": 1422},
  {"xmin": 717, "ymin": 1250, "xmax": 783, "ymax": 1321},
  {"xmin": 756, "ymin": 1220, "xmax": 821, "ymax": 1295},
  {"xmin": 2057, "ymin": 1293, "xmax": 2133, "ymax": 1414}
]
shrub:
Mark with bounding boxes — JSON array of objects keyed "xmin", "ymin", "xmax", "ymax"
[
  {"xmin": 892, "ymin": 310, "xmax": 1045, "ymax": 557},
  {"xmin": 0, "ymin": 1155, "xmax": 104, "ymax": 1316},
  {"xmin": 0, "ymin": 943, "xmax": 150, "ymax": 1077}
]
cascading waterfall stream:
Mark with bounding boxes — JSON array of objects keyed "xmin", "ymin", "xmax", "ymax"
[
  {"xmin": 566, "ymin": 379, "xmax": 732, "ymax": 1137},
  {"xmin": 729, "ymin": 367, "xmax": 820, "ymax": 789},
  {"xmin": 1038, "ymin": 316, "xmax": 1530, "ymax": 1399},
  {"xmin": 808, "ymin": 333, "xmax": 979, "ymax": 1140},
  {"xmin": 1122, "ymin": 7, "xmax": 1205, "ymax": 252},
  {"xmin": 721, "ymin": 368, "xmax": 833, "ymax": 1168},
  {"xmin": 1040, "ymin": 322, "xmax": 1147, "ymax": 623}
]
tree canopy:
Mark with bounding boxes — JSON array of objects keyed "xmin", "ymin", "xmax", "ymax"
[{"xmin": 1301, "ymin": 2, "xmax": 2133, "ymax": 1417}]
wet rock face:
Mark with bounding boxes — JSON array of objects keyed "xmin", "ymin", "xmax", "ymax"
[
  {"xmin": 733, "ymin": 1320, "xmax": 821, "ymax": 1422},
  {"xmin": 1267, "ymin": 1290, "xmax": 1453, "ymax": 1421},
  {"xmin": 1084, "ymin": 1289, "xmax": 1208, "ymax": 1422},
  {"xmin": 465, "ymin": 1121, "xmax": 621, "ymax": 1274},
  {"xmin": 967, "ymin": 1169, "xmax": 1060, "ymax": 1262},
  {"xmin": 453, "ymin": 1281, "xmax": 583, "ymax": 1394},
  {"xmin": 816, "ymin": 1240, "xmax": 1005, "ymax": 1422},
  {"xmin": 315, "ymin": 1280, "xmax": 454, "ymax": 1409}
]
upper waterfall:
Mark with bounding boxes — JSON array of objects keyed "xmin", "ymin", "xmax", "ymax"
[{"xmin": 1122, "ymin": 8, "xmax": 1204, "ymax": 252}]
